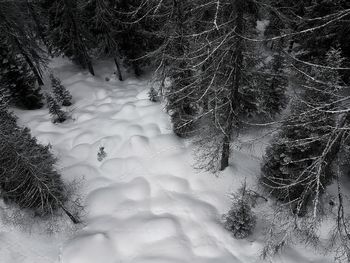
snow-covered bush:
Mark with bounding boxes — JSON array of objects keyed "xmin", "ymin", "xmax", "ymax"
[
  {"xmin": 97, "ymin": 146, "xmax": 107, "ymax": 162},
  {"xmin": 50, "ymin": 74, "xmax": 72, "ymax": 106},
  {"xmin": 224, "ymin": 183, "xmax": 256, "ymax": 239},
  {"xmin": 46, "ymin": 94, "xmax": 68, "ymax": 123},
  {"xmin": 148, "ymin": 87, "xmax": 159, "ymax": 102}
]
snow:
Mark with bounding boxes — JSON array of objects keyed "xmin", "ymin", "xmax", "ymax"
[{"xmin": 0, "ymin": 58, "xmax": 334, "ymax": 263}]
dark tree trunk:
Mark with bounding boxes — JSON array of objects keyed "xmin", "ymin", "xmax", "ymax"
[
  {"xmin": 114, "ymin": 57, "xmax": 123, "ymax": 81},
  {"xmin": 86, "ymin": 59, "xmax": 95, "ymax": 76},
  {"xmin": 60, "ymin": 204, "xmax": 81, "ymax": 224},
  {"xmin": 220, "ymin": 0, "xmax": 244, "ymax": 171}
]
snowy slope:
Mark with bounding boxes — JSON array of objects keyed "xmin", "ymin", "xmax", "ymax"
[{"xmin": 0, "ymin": 58, "xmax": 333, "ymax": 263}]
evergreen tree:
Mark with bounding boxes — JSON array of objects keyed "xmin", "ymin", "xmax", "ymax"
[
  {"xmin": 257, "ymin": 40, "xmax": 288, "ymax": 117},
  {"xmin": 25, "ymin": 0, "xmax": 51, "ymax": 52},
  {"xmin": 0, "ymin": 43, "xmax": 44, "ymax": 109},
  {"xmin": 224, "ymin": 183, "xmax": 256, "ymax": 239},
  {"xmin": 50, "ymin": 74, "xmax": 72, "ymax": 106},
  {"xmin": 148, "ymin": 87, "xmax": 159, "ymax": 103},
  {"xmin": 296, "ymin": 0, "xmax": 350, "ymax": 60},
  {"xmin": 81, "ymin": 0, "xmax": 123, "ymax": 80},
  {"xmin": 43, "ymin": 0, "xmax": 95, "ymax": 75},
  {"xmin": 0, "ymin": 1, "xmax": 47, "ymax": 109},
  {"xmin": 116, "ymin": 0, "xmax": 162, "ymax": 76},
  {"xmin": 188, "ymin": 0, "xmax": 287, "ymax": 171},
  {"xmin": 46, "ymin": 94, "xmax": 68, "ymax": 123},
  {"xmin": 0, "ymin": 109, "xmax": 79, "ymax": 223},
  {"xmin": 261, "ymin": 47, "xmax": 345, "ymax": 215},
  {"xmin": 0, "ymin": 1, "xmax": 47, "ymax": 86},
  {"xmin": 153, "ymin": 0, "xmax": 198, "ymax": 137}
]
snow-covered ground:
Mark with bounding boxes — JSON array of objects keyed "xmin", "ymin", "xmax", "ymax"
[{"xmin": 0, "ymin": 59, "xmax": 333, "ymax": 263}]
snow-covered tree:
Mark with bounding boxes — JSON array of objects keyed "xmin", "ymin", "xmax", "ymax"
[
  {"xmin": 0, "ymin": 43, "xmax": 44, "ymax": 109},
  {"xmin": 189, "ymin": 0, "xmax": 287, "ymax": 171},
  {"xmin": 50, "ymin": 74, "xmax": 72, "ymax": 106},
  {"xmin": 81, "ymin": 0, "xmax": 123, "ymax": 80},
  {"xmin": 116, "ymin": 0, "xmax": 163, "ymax": 77},
  {"xmin": 0, "ymin": 109, "xmax": 79, "ymax": 223},
  {"xmin": 0, "ymin": 1, "xmax": 47, "ymax": 86},
  {"xmin": 224, "ymin": 182, "xmax": 256, "ymax": 239},
  {"xmin": 261, "ymin": 48, "xmax": 350, "ymax": 260},
  {"xmin": 43, "ymin": 0, "xmax": 95, "ymax": 75},
  {"xmin": 261, "ymin": 47, "xmax": 344, "ymax": 214},
  {"xmin": 148, "ymin": 87, "xmax": 159, "ymax": 102},
  {"xmin": 46, "ymin": 94, "xmax": 68, "ymax": 123}
]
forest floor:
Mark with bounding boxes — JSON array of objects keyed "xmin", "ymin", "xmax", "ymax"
[{"xmin": 0, "ymin": 58, "xmax": 333, "ymax": 263}]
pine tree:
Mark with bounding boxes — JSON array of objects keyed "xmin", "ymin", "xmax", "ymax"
[
  {"xmin": 257, "ymin": 40, "xmax": 288, "ymax": 118},
  {"xmin": 261, "ymin": 47, "xmax": 345, "ymax": 215},
  {"xmin": 0, "ymin": 1, "xmax": 47, "ymax": 109},
  {"xmin": 0, "ymin": 43, "xmax": 44, "ymax": 109},
  {"xmin": 161, "ymin": 0, "xmax": 198, "ymax": 138},
  {"xmin": 148, "ymin": 87, "xmax": 159, "ymax": 102},
  {"xmin": 0, "ymin": 109, "xmax": 79, "ymax": 223},
  {"xmin": 0, "ymin": 1, "xmax": 47, "ymax": 86},
  {"xmin": 43, "ymin": 0, "xmax": 95, "ymax": 75},
  {"xmin": 50, "ymin": 74, "xmax": 72, "ymax": 106},
  {"xmin": 116, "ymin": 0, "xmax": 162, "ymax": 76},
  {"xmin": 186, "ymin": 0, "xmax": 287, "ymax": 171},
  {"xmin": 224, "ymin": 183, "xmax": 256, "ymax": 239},
  {"xmin": 46, "ymin": 94, "xmax": 68, "ymax": 123},
  {"xmin": 81, "ymin": 0, "xmax": 123, "ymax": 80}
]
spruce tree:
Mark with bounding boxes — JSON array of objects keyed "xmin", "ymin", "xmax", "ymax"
[
  {"xmin": 0, "ymin": 109, "xmax": 79, "ymax": 223},
  {"xmin": 81, "ymin": 0, "xmax": 123, "ymax": 80},
  {"xmin": 258, "ymin": 40, "xmax": 288, "ymax": 117},
  {"xmin": 261, "ymin": 47, "xmax": 345, "ymax": 215},
  {"xmin": 0, "ymin": 43, "xmax": 44, "ymax": 109},
  {"xmin": 43, "ymin": 0, "xmax": 95, "ymax": 75},
  {"xmin": 188, "ymin": 0, "xmax": 287, "ymax": 171},
  {"xmin": 0, "ymin": 1, "xmax": 47, "ymax": 86},
  {"xmin": 50, "ymin": 74, "xmax": 72, "ymax": 106},
  {"xmin": 116, "ymin": 0, "xmax": 162, "ymax": 76},
  {"xmin": 46, "ymin": 94, "xmax": 68, "ymax": 123},
  {"xmin": 224, "ymin": 183, "xmax": 256, "ymax": 239},
  {"xmin": 155, "ymin": 0, "xmax": 198, "ymax": 137}
]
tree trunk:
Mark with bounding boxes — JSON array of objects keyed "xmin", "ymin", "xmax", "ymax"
[
  {"xmin": 220, "ymin": 124, "xmax": 232, "ymax": 170},
  {"xmin": 86, "ymin": 59, "xmax": 95, "ymax": 76},
  {"xmin": 219, "ymin": 0, "xmax": 244, "ymax": 171},
  {"xmin": 60, "ymin": 204, "xmax": 80, "ymax": 224},
  {"xmin": 114, "ymin": 57, "xmax": 123, "ymax": 81}
]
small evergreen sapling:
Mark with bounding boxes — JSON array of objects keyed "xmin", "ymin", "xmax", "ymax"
[
  {"xmin": 148, "ymin": 87, "xmax": 159, "ymax": 102},
  {"xmin": 46, "ymin": 94, "xmax": 68, "ymax": 123},
  {"xmin": 224, "ymin": 182, "xmax": 256, "ymax": 239},
  {"xmin": 50, "ymin": 74, "xmax": 72, "ymax": 106},
  {"xmin": 97, "ymin": 146, "xmax": 107, "ymax": 162}
]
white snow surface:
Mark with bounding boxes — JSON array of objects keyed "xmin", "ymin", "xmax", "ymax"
[{"xmin": 0, "ymin": 58, "xmax": 333, "ymax": 263}]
